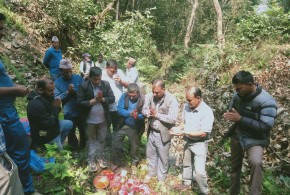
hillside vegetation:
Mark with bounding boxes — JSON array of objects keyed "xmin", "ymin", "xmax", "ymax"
[{"xmin": 0, "ymin": 0, "xmax": 289, "ymax": 194}]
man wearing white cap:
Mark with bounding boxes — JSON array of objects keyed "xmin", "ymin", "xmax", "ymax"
[
  {"xmin": 125, "ymin": 57, "xmax": 139, "ymax": 84},
  {"xmin": 43, "ymin": 36, "xmax": 63, "ymax": 81},
  {"xmin": 55, "ymin": 59, "xmax": 85, "ymax": 149}
]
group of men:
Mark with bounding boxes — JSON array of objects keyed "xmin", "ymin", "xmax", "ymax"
[{"xmin": 0, "ymin": 11, "xmax": 278, "ymax": 195}]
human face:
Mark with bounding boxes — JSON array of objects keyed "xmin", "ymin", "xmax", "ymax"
[
  {"xmin": 106, "ymin": 66, "xmax": 117, "ymax": 77},
  {"xmin": 234, "ymin": 83, "xmax": 253, "ymax": 97},
  {"xmin": 43, "ymin": 82, "xmax": 55, "ymax": 99},
  {"xmin": 98, "ymin": 55, "xmax": 103, "ymax": 63},
  {"xmin": 52, "ymin": 41, "xmax": 59, "ymax": 49},
  {"xmin": 0, "ymin": 20, "xmax": 5, "ymax": 40},
  {"xmin": 152, "ymin": 85, "xmax": 165, "ymax": 100},
  {"xmin": 61, "ymin": 68, "xmax": 72, "ymax": 80},
  {"xmin": 128, "ymin": 91, "xmax": 138, "ymax": 101},
  {"xmin": 84, "ymin": 56, "xmax": 90, "ymax": 61},
  {"xmin": 186, "ymin": 93, "xmax": 201, "ymax": 110},
  {"xmin": 89, "ymin": 75, "xmax": 101, "ymax": 86},
  {"xmin": 127, "ymin": 60, "xmax": 132, "ymax": 69}
]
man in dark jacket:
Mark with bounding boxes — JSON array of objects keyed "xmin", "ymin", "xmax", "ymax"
[
  {"xmin": 77, "ymin": 67, "xmax": 115, "ymax": 172},
  {"xmin": 27, "ymin": 77, "xmax": 73, "ymax": 150},
  {"xmin": 223, "ymin": 71, "xmax": 277, "ymax": 195},
  {"xmin": 112, "ymin": 83, "xmax": 145, "ymax": 169}
]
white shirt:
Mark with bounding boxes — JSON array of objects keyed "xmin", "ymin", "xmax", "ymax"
[
  {"xmin": 182, "ymin": 101, "xmax": 214, "ymax": 137},
  {"xmin": 126, "ymin": 67, "xmax": 139, "ymax": 84},
  {"xmin": 101, "ymin": 69, "xmax": 126, "ymax": 111},
  {"xmin": 79, "ymin": 61, "xmax": 94, "ymax": 75},
  {"xmin": 95, "ymin": 61, "xmax": 107, "ymax": 70}
]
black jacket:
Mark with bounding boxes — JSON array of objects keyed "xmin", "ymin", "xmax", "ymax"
[
  {"xmin": 231, "ymin": 86, "xmax": 277, "ymax": 148},
  {"xmin": 27, "ymin": 91, "xmax": 60, "ymax": 146},
  {"xmin": 76, "ymin": 80, "xmax": 115, "ymax": 121}
]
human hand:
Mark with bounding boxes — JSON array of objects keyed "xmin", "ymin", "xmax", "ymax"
[
  {"xmin": 223, "ymin": 108, "xmax": 241, "ymax": 122},
  {"xmin": 95, "ymin": 91, "xmax": 103, "ymax": 102},
  {"xmin": 149, "ymin": 107, "xmax": 157, "ymax": 117},
  {"xmin": 113, "ymin": 74, "xmax": 121, "ymax": 82},
  {"xmin": 67, "ymin": 84, "xmax": 74, "ymax": 94},
  {"xmin": 53, "ymin": 97, "xmax": 62, "ymax": 108},
  {"xmin": 169, "ymin": 127, "xmax": 184, "ymax": 136},
  {"xmin": 14, "ymin": 85, "xmax": 29, "ymax": 97},
  {"xmin": 130, "ymin": 109, "xmax": 138, "ymax": 119}
]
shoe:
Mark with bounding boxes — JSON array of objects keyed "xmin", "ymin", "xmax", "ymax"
[
  {"xmin": 144, "ymin": 175, "xmax": 152, "ymax": 183},
  {"xmin": 173, "ymin": 184, "xmax": 192, "ymax": 191},
  {"xmin": 88, "ymin": 161, "xmax": 97, "ymax": 172},
  {"xmin": 98, "ymin": 159, "xmax": 107, "ymax": 169}
]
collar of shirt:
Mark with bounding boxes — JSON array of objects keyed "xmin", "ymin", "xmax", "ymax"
[
  {"xmin": 188, "ymin": 100, "xmax": 204, "ymax": 113},
  {"xmin": 90, "ymin": 81, "xmax": 100, "ymax": 88}
]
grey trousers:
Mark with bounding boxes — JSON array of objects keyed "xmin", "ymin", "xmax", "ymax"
[
  {"xmin": 112, "ymin": 125, "xmax": 139, "ymax": 164},
  {"xmin": 146, "ymin": 130, "xmax": 170, "ymax": 181},
  {"xmin": 230, "ymin": 137, "xmax": 264, "ymax": 195},
  {"xmin": 182, "ymin": 142, "xmax": 209, "ymax": 194},
  {"xmin": 86, "ymin": 121, "xmax": 107, "ymax": 162},
  {"xmin": 0, "ymin": 153, "xmax": 24, "ymax": 195}
]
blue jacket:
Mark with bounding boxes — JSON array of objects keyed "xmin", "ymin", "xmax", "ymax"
[
  {"xmin": 43, "ymin": 46, "xmax": 62, "ymax": 75},
  {"xmin": 117, "ymin": 93, "xmax": 144, "ymax": 128},
  {"xmin": 231, "ymin": 86, "xmax": 277, "ymax": 148},
  {"xmin": 54, "ymin": 74, "xmax": 83, "ymax": 119}
]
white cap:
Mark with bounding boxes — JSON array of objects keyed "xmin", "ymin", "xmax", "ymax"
[{"xmin": 52, "ymin": 36, "xmax": 59, "ymax": 42}]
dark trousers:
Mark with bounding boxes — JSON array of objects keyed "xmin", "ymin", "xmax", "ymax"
[
  {"xmin": 106, "ymin": 111, "xmax": 121, "ymax": 145},
  {"xmin": 66, "ymin": 117, "xmax": 86, "ymax": 148},
  {"xmin": 2, "ymin": 119, "xmax": 34, "ymax": 193},
  {"xmin": 108, "ymin": 111, "xmax": 120, "ymax": 131},
  {"xmin": 112, "ymin": 125, "xmax": 139, "ymax": 164},
  {"xmin": 230, "ymin": 137, "xmax": 264, "ymax": 195}
]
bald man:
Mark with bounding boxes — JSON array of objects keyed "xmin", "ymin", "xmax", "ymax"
[
  {"xmin": 142, "ymin": 79, "xmax": 179, "ymax": 182},
  {"xmin": 170, "ymin": 87, "xmax": 214, "ymax": 194}
]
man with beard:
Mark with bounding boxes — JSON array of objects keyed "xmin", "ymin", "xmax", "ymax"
[{"xmin": 27, "ymin": 77, "xmax": 73, "ymax": 150}]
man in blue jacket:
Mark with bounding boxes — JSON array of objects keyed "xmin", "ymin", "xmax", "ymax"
[
  {"xmin": 43, "ymin": 36, "xmax": 62, "ymax": 80},
  {"xmin": 112, "ymin": 83, "xmax": 145, "ymax": 169},
  {"xmin": 55, "ymin": 59, "xmax": 85, "ymax": 149},
  {"xmin": 223, "ymin": 71, "xmax": 277, "ymax": 195}
]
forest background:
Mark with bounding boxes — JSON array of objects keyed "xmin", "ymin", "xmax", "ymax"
[{"xmin": 0, "ymin": 0, "xmax": 289, "ymax": 194}]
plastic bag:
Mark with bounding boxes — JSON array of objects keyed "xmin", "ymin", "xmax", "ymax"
[{"xmin": 30, "ymin": 150, "xmax": 55, "ymax": 172}]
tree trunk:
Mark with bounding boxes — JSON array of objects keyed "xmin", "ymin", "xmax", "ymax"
[
  {"xmin": 116, "ymin": 0, "xmax": 119, "ymax": 21},
  {"xmin": 184, "ymin": 0, "xmax": 199, "ymax": 49},
  {"xmin": 213, "ymin": 0, "xmax": 225, "ymax": 52}
]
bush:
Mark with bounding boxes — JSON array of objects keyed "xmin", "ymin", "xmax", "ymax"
[{"xmin": 236, "ymin": 6, "xmax": 290, "ymax": 44}]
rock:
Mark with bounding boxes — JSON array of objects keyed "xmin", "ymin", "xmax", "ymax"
[
  {"xmin": 3, "ymin": 42, "xmax": 12, "ymax": 50},
  {"xmin": 12, "ymin": 40, "xmax": 21, "ymax": 49}
]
